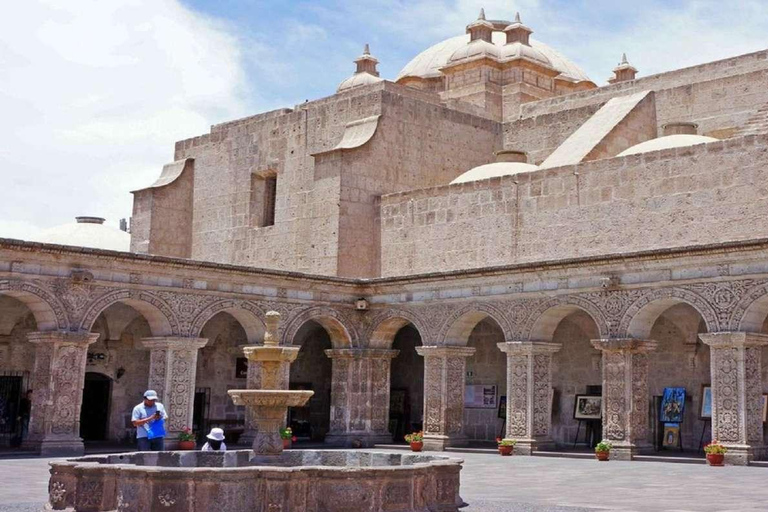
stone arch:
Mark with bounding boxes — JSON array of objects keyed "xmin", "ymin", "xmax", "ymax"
[
  {"xmin": 621, "ymin": 288, "xmax": 718, "ymax": 339},
  {"xmin": 190, "ymin": 300, "xmax": 266, "ymax": 344},
  {"xmin": 730, "ymin": 282, "xmax": 768, "ymax": 332},
  {"xmin": 439, "ymin": 303, "xmax": 510, "ymax": 346},
  {"xmin": 79, "ymin": 289, "xmax": 179, "ymax": 336},
  {"xmin": 526, "ymin": 297, "xmax": 608, "ymax": 341},
  {"xmin": 0, "ymin": 279, "xmax": 69, "ymax": 331},
  {"xmin": 366, "ymin": 309, "xmax": 429, "ymax": 349},
  {"xmin": 282, "ymin": 307, "xmax": 357, "ymax": 348}
]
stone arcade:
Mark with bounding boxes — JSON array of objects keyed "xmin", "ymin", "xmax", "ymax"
[{"xmin": 3, "ymin": 11, "xmax": 768, "ymax": 470}]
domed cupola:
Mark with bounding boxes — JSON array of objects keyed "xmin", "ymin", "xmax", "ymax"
[
  {"xmin": 34, "ymin": 216, "xmax": 131, "ymax": 252},
  {"xmin": 500, "ymin": 13, "xmax": 552, "ymax": 67},
  {"xmin": 337, "ymin": 44, "xmax": 384, "ymax": 93},
  {"xmin": 447, "ymin": 9, "xmax": 501, "ymax": 64}
]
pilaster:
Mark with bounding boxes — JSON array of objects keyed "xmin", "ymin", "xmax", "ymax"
[
  {"xmin": 497, "ymin": 341, "xmax": 561, "ymax": 454},
  {"xmin": 25, "ymin": 331, "xmax": 99, "ymax": 456},
  {"xmin": 591, "ymin": 338, "xmax": 657, "ymax": 460},
  {"xmin": 415, "ymin": 346, "xmax": 475, "ymax": 451},
  {"xmin": 699, "ymin": 332, "xmax": 768, "ymax": 465},
  {"xmin": 140, "ymin": 337, "xmax": 207, "ymax": 444},
  {"xmin": 324, "ymin": 348, "xmax": 399, "ymax": 447}
]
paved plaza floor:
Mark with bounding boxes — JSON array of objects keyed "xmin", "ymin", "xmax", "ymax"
[{"xmin": 1, "ymin": 450, "xmax": 767, "ymax": 511}]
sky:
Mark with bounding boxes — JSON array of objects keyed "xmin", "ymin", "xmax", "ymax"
[{"xmin": 2, "ymin": 0, "xmax": 768, "ymax": 240}]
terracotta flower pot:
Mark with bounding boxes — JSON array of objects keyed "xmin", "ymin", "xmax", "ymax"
[
  {"xmin": 706, "ymin": 453, "xmax": 725, "ymax": 466},
  {"xmin": 498, "ymin": 445, "xmax": 514, "ymax": 456},
  {"xmin": 595, "ymin": 450, "xmax": 610, "ymax": 461},
  {"xmin": 410, "ymin": 441, "xmax": 423, "ymax": 452},
  {"xmin": 282, "ymin": 438, "xmax": 291, "ymax": 449},
  {"xmin": 177, "ymin": 440, "xmax": 196, "ymax": 450}
]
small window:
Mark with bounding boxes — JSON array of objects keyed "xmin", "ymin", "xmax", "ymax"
[{"xmin": 249, "ymin": 172, "xmax": 277, "ymax": 228}]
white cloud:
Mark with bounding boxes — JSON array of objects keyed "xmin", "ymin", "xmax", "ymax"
[{"xmin": 0, "ymin": 0, "xmax": 249, "ymax": 238}]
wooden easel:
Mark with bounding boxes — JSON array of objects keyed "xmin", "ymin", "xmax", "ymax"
[{"xmin": 697, "ymin": 419, "xmax": 711, "ymax": 452}]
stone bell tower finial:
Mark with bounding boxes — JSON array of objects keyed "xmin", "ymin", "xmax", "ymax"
[
  {"xmin": 609, "ymin": 52, "xmax": 638, "ymax": 83},
  {"xmin": 466, "ymin": 7, "xmax": 494, "ymax": 42},
  {"xmin": 505, "ymin": 11, "xmax": 533, "ymax": 46}
]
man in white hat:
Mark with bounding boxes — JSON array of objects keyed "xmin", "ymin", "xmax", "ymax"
[
  {"xmin": 201, "ymin": 427, "xmax": 227, "ymax": 451},
  {"xmin": 131, "ymin": 390, "xmax": 168, "ymax": 451}
]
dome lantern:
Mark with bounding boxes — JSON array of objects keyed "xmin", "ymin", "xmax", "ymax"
[
  {"xmin": 466, "ymin": 8, "xmax": 494, "ymax": 43},
  {"xmin": 354, "ymin": 44, "xmax": 380, "ymax": 77},
  {"xmin": 504, "ymin": 12, "xmax": 533, "ymax": 46},
  {"xmin": 609, "ymin": 53, "xmax": 638, "ymax": 83},
  {"xmin": 337, "ymin": 44, "xmax": 384, "ymax": 92}
]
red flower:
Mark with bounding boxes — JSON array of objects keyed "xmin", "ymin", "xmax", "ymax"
[{"xmin": 291, "ymin": 436, "xmax": 297, "ymax": 442}]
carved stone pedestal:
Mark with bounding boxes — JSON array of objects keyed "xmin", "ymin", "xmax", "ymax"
[
  {"xmin": 24, "ymin": 331, "xmax": 99, "ymax": 456},
  {"xmin": 141, "ymin": 337, "xmax": 208, "ymax": 445},
  {"xmin": 324, "ymin": 349, "xmax": 399, "ymax": 447},
  {"xmin": 700, "ymin": 332, "xmax": 768, "ymax": 465},
  {"xmin": 591, "ymin": 339, "xmax": 657, "ymax": 461},
  {"xmin": 415, "ymin": 346, "xmax": 475, "ymax": 451},
  {"xmin": 497, "ymin": 341, "xmax": 561, "ymax": 455}
]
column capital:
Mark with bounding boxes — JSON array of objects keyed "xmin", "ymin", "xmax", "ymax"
[
  {"xmin": 591, "ymin": 338, "xmax": 657, "ymax": 353},
  {"xmin": 415, "ymin": 345, "xmax": 475, "ymax": 358},
  {"xmin": 141, "ymin": 337, "xmax": 208, "ymax": 351},
  {"xmin": 699, "ymin": 332, "xmax": 768, "ymax": 349},
  {"xmin": 26, "ymin": 331, "xmax": 99, "ymax": 346},
  {"xmin": 497, "ymin": 341, "xmax": 561, "ymax": 355},
  {"xmin": 324, "ymin": 348, "xmax": 399, "ymax": 360}
]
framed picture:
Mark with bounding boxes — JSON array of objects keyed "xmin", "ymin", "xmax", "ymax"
[
  {"xmin": 464, "ymin": 385, "xmax": 497, "ymax": 409},
  {"xmin": 497, "ymin": 396, "xmax": 507, "ymax": 419},
  {"xmin": 699, "ymin": 385, "xmax": 712, "ymax": 420},
  {"xmin": 573, "ymin": 395, "xmax": 602, "ymax": 420},
  {"xmin": 763, "ymin": 394, "xmax": 767, "ymax": 423},
  {"xmin": 235, "ymin": 357, "xmax": 248, "ymax": 379},
  {"xmin": 660, "ymin": 387, "xmax": 686, "ymax": 423},
  {"xmin": 662, "ymin": 423, "xmax": 680, "ymax": 448}
]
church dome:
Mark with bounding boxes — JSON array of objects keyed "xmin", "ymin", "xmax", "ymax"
[
  {"xmin": 499, "ymin": 42, "xmax": 551, "ymax": 66},
  {"xmin": 617, "ymin": 135, "xmax": 719, "ymax": 157},
  {"xmin": 35, "ymin": 217, "xmax": 131, "ymax": 252},
  {"xmin": 397, "ymin": 30, "xmax": 592, "ymax": 84},
  {"xmin": 451, "ymin": 162, "xmax": 538, "ymax": 184},
  {"xmin": 447, "ymin": 39, "xmax": 501, "ymax": 64},
  {"xmin": 337, "ymin": 72, "xmax": 383, "ymax": 92}
]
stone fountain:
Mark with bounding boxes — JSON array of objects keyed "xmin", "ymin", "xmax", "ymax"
[
  {"xmin": 227, "ymin": 310, "xmax": 312, "ymax": 458},
  {"xmin": 46, "ymin": 311, "xmax": 465, "ymax": 511}
]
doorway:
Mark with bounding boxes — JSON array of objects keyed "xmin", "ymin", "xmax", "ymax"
[{"xmin": 80, "ymin": 372, "xmax": 111, "ymax": 441}]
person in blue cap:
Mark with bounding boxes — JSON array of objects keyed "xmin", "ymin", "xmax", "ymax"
[{"xmin": 131, "ymin": 390, "xmax": 168, "ymax": 451}]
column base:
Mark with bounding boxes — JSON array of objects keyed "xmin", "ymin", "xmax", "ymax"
[
  {"xmin": 26, "ymin": 437, "xmax": 85, "ymax": 457},
  {"xmin": 422, "ymin": 434, "xmax": 469, "ymax": 451},
  {"xmin": 324, "ymin": 432, "xmax": 393, "ymax": 448},
  {"xmin": 723, "ymin": 443, "xmax": 765, "ymax": 466},
  {"xmin": 610, "ymin": 441, "xmax": 652, "ymax": 461}
]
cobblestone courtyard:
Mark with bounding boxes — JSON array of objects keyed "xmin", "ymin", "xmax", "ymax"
[{"xmin": 2, "ymin": 450, "xmax": 768, "ymax": 511}]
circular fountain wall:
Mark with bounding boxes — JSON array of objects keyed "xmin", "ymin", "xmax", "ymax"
[{"xmin": 48, "ymin": 449, "xmax": 464, "ymax": 512}]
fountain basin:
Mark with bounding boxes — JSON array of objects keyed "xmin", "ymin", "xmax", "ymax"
[
  {"xmin": 48, "ymin": 449, "xmax": 464, "ymax": 512},
  {"xmin": 227, "ymin": 389, "xmax": 314, "ymax": 408}
]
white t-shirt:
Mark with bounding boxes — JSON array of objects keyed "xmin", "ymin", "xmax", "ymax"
[
  {"xmin": 131, "ymin": 402, "xmax": 167, "ymax": 439},
  {"xmin": 201, "ymin": 441, "xmax": 227, "ymax": 451}
]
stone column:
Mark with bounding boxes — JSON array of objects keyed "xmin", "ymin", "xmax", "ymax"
[
  {"xmin": 24, "ymin": 331, "xmax": 99, "ymax": 456},
  {"xmin": 700, "ymin": 332, "xmax": 768, "ymax": 465},
  {"xmin": 591, "ymin": 338, "xmax": 657, "ymax": 460},
  {"xmin": 497, "ymin": 341, "xmax": 561, "ymax": 455},
  {"xmin": 141, "ymin": 337, "xmax": 207, "ymax": 444},
  {"xmin": 324, "ymin": 348, "xmax": 399, "ymax": 447},
  {"xmin": 415, "ymin": 346, "xmax": 475, "ymax": 450}
]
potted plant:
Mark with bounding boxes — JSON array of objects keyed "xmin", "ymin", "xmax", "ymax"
[
  {"xmin": 595, "ymin": 440, "xmax": 612, "ymax": 461},
  {"xmin": 404, "ymin": 431, "xmax": 424, "ymax": 452},
  {"xmin": 279, "ymin": 427, "xmax": 295, "ymax": 449},
  {"xmin": 496, "ymin": 438, "xmax": 515, "ymax": 456},
  {"xmin": 704, "ymin": 441, "xmax": 727, "ymax": 466},
  {"xmin": 177, "ymin": 427, "xmax": 196, "ymax": 450}
]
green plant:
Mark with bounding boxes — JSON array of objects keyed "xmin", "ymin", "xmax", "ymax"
[
  {"xmin": 496, "ymin": 438, "xmax": 516, "ymax": 447},
  {"xmin": 595, "ymin": 440, "xmax": 612, "ymax": 453},
  {"xmin": 279, "ymin": 427, "xmax": 293, "ymax": 440},
  {"xmin": 704, "ymin": 441, "xmax": 728, "ymax": 455},
  {"xmin": 404, "ymin": 431, "xmax": 423, "ymax": 443},
  {"xmin": 178, "ymin": 427, "xmax": 195, "ymax": 442}
]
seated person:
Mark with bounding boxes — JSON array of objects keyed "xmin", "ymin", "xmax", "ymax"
[{"xmin": 201, "ymin": 427, "xmax": 227, "ymax": 451}]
